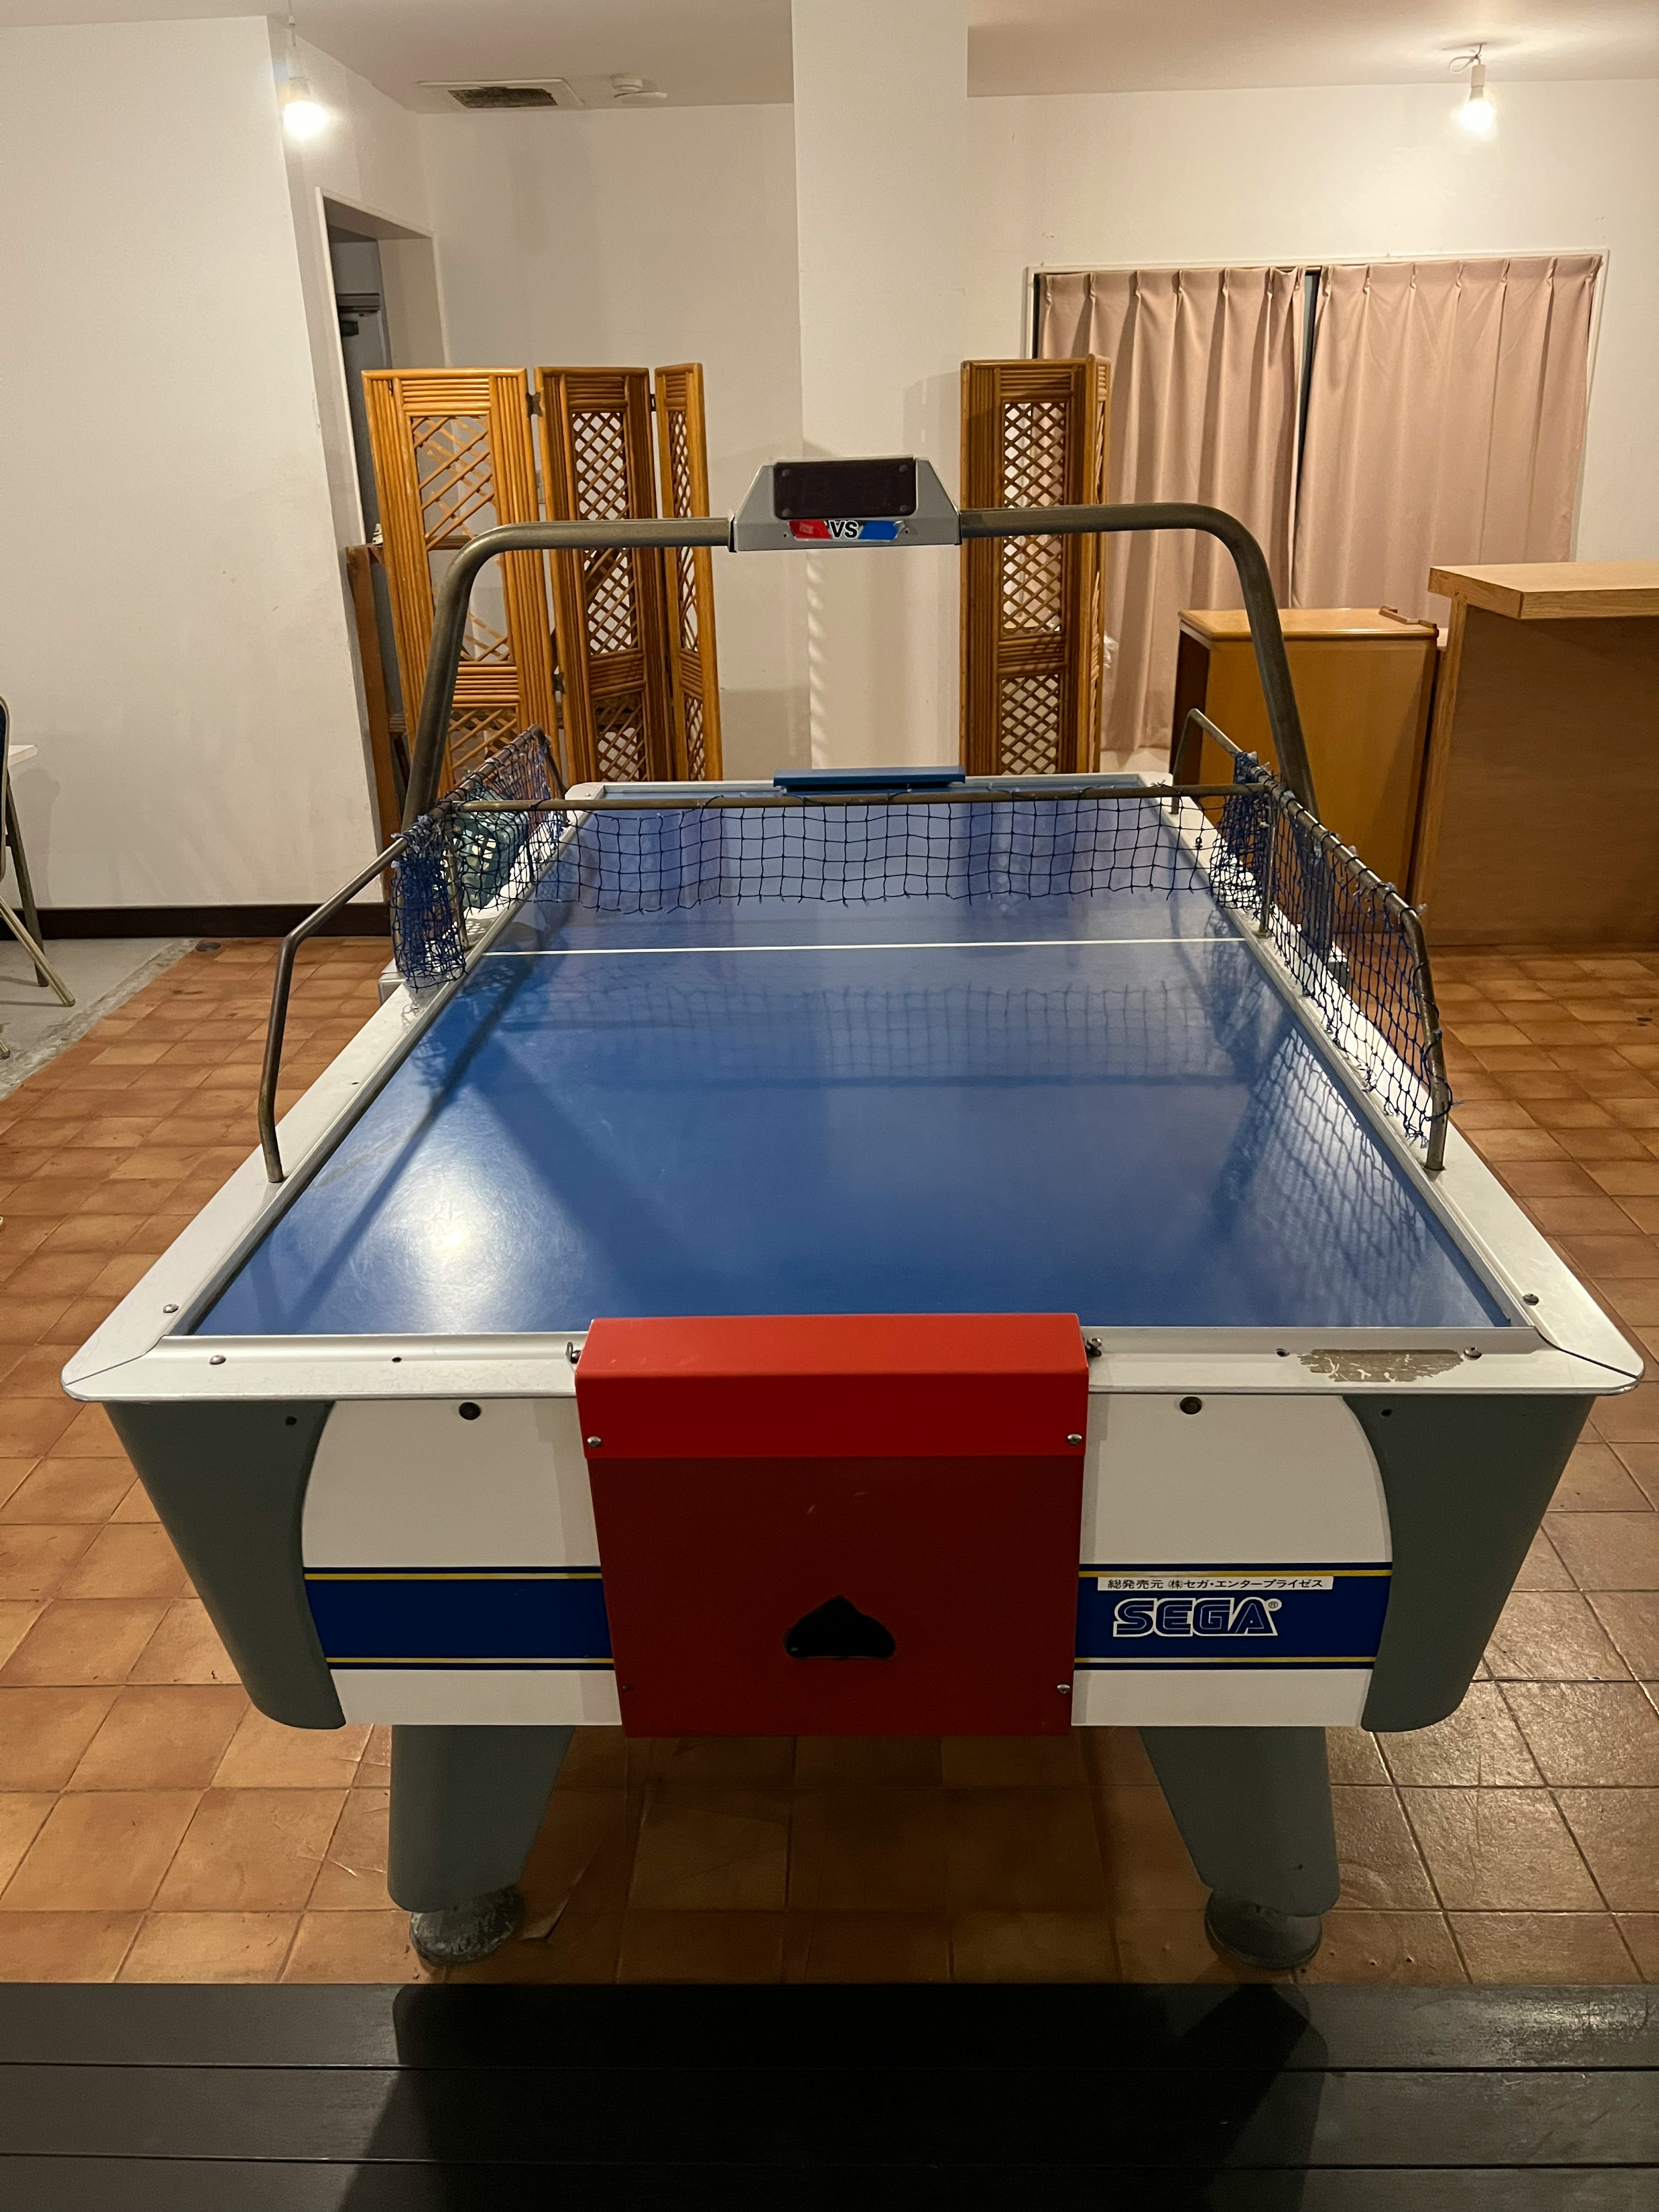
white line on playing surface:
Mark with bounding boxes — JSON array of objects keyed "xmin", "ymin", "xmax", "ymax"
[{"xmin": 484, "ymin": 935, "xmax": 1234, "ymax": 958}]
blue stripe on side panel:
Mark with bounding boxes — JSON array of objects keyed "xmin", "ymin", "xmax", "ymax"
[
  {"xmin": 1076, "ymin": 1564, "xmax": 1391, "ymax": 1669},
  {"xmin": 305, "ymin": 1571, "xmax": 612, "ymax": 1667}
]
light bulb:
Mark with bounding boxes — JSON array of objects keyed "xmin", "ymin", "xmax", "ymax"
[
  {"xmin": 281, "ymin": 76, "xmax": 327, "ymax": 139},
  {"xmin": 1460, "ymin": 89, "xmax": 1496, "ymax": 136},
  {"xmin": 1458, "ymin": 57, "xmax": 1495, "ymax": 137}
]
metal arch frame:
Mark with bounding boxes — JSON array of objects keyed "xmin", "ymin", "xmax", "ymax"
[{"xmin": 402, "ymin": 499, "xmax": 1318, "ymax": 823}]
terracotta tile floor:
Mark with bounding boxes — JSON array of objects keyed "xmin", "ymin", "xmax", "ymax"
[{"xmin": 2, "ymin": 938, "xmax": 1659, "ymax": 1985}]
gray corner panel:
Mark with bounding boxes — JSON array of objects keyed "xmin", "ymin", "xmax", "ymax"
[
  {"xmin": 1352, "ymin": 1390, "xmax": 1592, "ymax": 1732},
  {"xmin": 106, "ymin": 1400, "xmax": 343, "ymax": 1729}
]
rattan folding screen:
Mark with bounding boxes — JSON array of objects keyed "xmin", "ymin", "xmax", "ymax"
[
  {"xmin": 655, "ymin": 364, "xmax": 724, "ymax": 780},
  {"xmin": 361, "ymin": 371, "xmax": 557, "ymax": 791},
  {"xmin": 363, "ymin": 364, "xmax": 721, "ymax": 791},
  {"xmin": 535, "ymin": 368, "xmax": 675, "ymax": 785},
  {"xmin": 960, "ymin": 357, "xmax": 1112, "ymax": 776}
]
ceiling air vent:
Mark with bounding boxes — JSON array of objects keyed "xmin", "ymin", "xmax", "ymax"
[{"xmin": 425, "ymin": 79, "xmax": 582, "ymax": 111}]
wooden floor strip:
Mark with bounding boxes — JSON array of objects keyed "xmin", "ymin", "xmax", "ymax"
[
  {"xmin": 5, "ymin": 1983, "xmax": 1658, "ymax": 2071},
  {"xmin": 3, "ymin": 2161, "xmax": 1657, "ymax": 2212},
  {"xmin": 0, "ymin": 1986, "xmax": 1654, "ymax": 2197}
]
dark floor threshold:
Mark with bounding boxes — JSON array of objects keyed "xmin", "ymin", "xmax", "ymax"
[
  {"xmin": 2, "ymin": 2158, "xmax": 1652, "ymax": 2212},
  {"xmin": 0, "ymin": 1984, "xmax": 1654, "ymax": 2206},
  {"xmin": 38, "ymin": 903, "xmax": 389, "ymax": 940}
]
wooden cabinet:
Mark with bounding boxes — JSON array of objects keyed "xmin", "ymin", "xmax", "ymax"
[
  {"xmin": 1411, "ymin": 563, "xmax": 1659, "ymax": 945},
  {"xmin": 1172, "ymin": 609, "xmax": 1439, "ymax": 891}
]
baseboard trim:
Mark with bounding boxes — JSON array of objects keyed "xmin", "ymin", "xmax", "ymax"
[{"xmin": 38, "ymin": 903, "xmax": 390, "ymax": 941}]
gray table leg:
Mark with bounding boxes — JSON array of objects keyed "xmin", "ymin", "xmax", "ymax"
[
  {"xmin": 388, "ymin": 1723, "xmax": 573, "ymax": 1965},
  {"xmin": 1140, "ymin": 1724, "xmax": 1338, "ymax": 1970}
]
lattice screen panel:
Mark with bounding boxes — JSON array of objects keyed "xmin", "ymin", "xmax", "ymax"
[
  {"xmin": 594, "ymin": 698, "xmax": 650, "ymax": 784},
  {"xmin": 655, "ymin": 363, "xmax": 723, "ymax": 779},
  {"xmin": 997, "ymin": 673, "xmax": 1066, "ymax": 777},
  {"xmin": 362, "ymin": 371, "xmax": 554, "ymax": 798},
  {"xmin": 536, "ymin": 368, "xmax": 673, "ymax": 785},
  {"xmin": 447, "ymin": 697, "xmax": 524, "ymax": 783},
  {"xmin": 960, "ymin": 359, "xmax": 1112, "ymax": 777}
]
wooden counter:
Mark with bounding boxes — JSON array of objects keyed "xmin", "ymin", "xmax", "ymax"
[
  {"xmin": 1426, "ymin": 561, "xmax": 1659, "ymax": 623},
  {"xmin": 1412, "ymin": 562, "xmax": 1659, "ymax": 945},
  {"xmin": 1172, "ymin": 608, "xmax": 1439, "ymax": 889}
]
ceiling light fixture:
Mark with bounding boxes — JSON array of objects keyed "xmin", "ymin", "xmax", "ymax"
[
  {"xmin": 610, "ymin": 75, "xmax": 668, "ymax": 106},
  {"xmin": 1450, "ymin": 46, "xmax": 1496, "ymax": 137},
  {"xmin": 281, "ymin": 13, "xmax": 328, "ymax": 140}
]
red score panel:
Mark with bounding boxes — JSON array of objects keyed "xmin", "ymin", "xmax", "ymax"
[{"xmin": 577, "ymin": 1314, "xmax": 1088, "ymax": 1738}]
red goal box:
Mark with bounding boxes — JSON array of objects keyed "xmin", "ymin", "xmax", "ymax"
[{"xmin": 576, "ymin": 1313, "xmax": 1088, "ymax": 1736}]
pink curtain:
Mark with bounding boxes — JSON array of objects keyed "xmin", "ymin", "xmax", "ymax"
[
  {"xmin": 1038, "ymin": 265, "xmax": 1305, "ymax": 760},
  {"xmin": 1292, "ymin": 255, "xmax": 1602, "ymax": 620}
]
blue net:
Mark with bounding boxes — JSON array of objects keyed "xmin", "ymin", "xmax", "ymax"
[
  {"xmin": 528, "ymin": 793, "xmax": 1205, "ymax": 911},
  {"xmin": 389, "ymin": 728, "xmax": 562, "ymax": 991},
  {"xmin": 1208, "ymin": 750, "xmax": 1448, "ymax": 1151},
  {"xmin": 388, "ymin": 741, "xmax": 1448, "ymax": 1158}
]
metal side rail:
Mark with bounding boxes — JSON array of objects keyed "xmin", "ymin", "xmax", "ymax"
[{"xmin": 257, "ymin": 840, "xmax": 405, "ymax": 1184}]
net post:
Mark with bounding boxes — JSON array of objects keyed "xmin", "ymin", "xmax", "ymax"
[
  {"xmin": 1173, "ymin": 706, "xmax": 1210, "ymax": 790},
  {"xmin": 1255, "ymin": 794, "xmax": 1277, "ymax": 939},
  {"xmin": 1400, "ymin": 903, "xmax": 1453, "ymax": 1173},
  {"xmin": 439, "ymin": 809, "xmax": 467, "ymax": 954}
]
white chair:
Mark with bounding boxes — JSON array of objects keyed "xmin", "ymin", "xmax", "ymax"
[{"xmin": 0, "ymin": 696, "xmax": 74, "ymax": 1006}]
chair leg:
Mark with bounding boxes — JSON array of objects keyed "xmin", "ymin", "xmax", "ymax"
[
  {"xmin": 3, "ymin": 779, "xmax": 51, "ymax": 992},
  {"xmin": 0, "ymin": 898, "xmax": 74, "ymax": 1007}
]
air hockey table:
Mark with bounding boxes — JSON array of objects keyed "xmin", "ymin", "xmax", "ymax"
[{"xmin": 65, "ymin": 462, "xmax": 1641, "ymax": 1970}]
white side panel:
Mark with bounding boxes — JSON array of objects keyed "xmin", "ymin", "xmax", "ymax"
[
  {"xmin": 1073, "ymin": 1668, "xmax": 1370, "ymax": 1727},
  {"xmin": 1083, "ymin": 1394, "xmax": 1389, "ymax": 1562},
  {"xmin": 302, "ymin": 1398, "xmax": 596, "ymax": 1567},
  {"xmin": 1074, "ymin": 1395, "xmax": 1386, "ymax": 1725},
  {"xmin": 332, "ymin": 1668, "xmax": 622, "ymax": 1726}
]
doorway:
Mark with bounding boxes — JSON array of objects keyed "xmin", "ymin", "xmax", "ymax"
[{"xmin": 328, "ymin": 225, "xmax": 407, "ymax": 808}]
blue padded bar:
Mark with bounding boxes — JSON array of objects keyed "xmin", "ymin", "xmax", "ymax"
[{"xmin": 773, "ymin": 766, "xmax": 966, "ymax": 793}]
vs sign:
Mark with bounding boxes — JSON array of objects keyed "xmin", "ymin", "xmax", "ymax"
[{"xmin": 788, "ymin": 518, "xmax": 903, "ymax": 543}]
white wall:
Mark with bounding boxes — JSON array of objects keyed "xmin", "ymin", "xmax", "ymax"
[
  {"xmin": 966, "ymin": 78, "xmax": 1659, "ymax": 563},
  {"xmin": 277, "ymin": 27, "xmax": 435, "ymax": 551},
  {"xmin": 413, "ymin": 75, "xmax": 1658, "ymax": 782},
  {"xmin": 0, "ymin": 17, "xmax": 386, "ymax": 907},
  {"xmin": 792, "ymin": 0, "xmax": 966, "ymax": 768},
  {"xmin": 418, "ymin": 103, "xmax": 808, "ymax": 778},
  {"xmin": 4, "ymin": 49, "xmax": 1652, "ymax": 910}
]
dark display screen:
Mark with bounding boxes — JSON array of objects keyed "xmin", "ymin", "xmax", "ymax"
[{"xmin": 772, "ymin": 458, "xmax": 917, "ymax": 521}]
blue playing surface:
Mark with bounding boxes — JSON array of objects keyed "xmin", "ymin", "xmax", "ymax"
[{"xmin": 197, "ymin": 808, "xmax": 1506, "ymax": 1338}]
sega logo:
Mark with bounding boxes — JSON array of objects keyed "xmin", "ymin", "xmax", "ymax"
[{"xmin": 1112, "ymin": 1595, "xmax": 1282, "ymax": 1639}]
